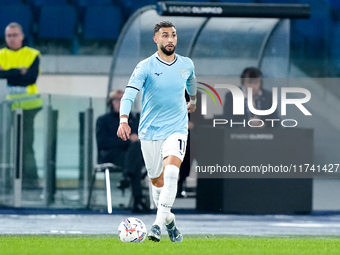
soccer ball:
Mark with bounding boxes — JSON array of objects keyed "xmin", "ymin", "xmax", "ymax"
[{"xmin": 118, "ymin": 217, "xmax": 147, "ymax": 243}]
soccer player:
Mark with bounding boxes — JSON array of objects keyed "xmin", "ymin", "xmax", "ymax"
[{"xmin": 117, "ymin": 21, "xmax": 197, "ymax": 242}]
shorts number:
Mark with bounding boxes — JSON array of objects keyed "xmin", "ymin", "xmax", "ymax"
[{"xmin": 178, "ymin": 139, "xmax": 186, "ymax": 155}]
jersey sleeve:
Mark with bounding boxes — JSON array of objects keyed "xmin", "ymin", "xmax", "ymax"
[
  {"xmin": 186, "ymin": 59, "xmax": 197, "ymax": 96},
  {"xmin": 120, "ymin": 87, "xmax": 139, "ymax": 116},
  {"xmin": 127, "ymin": 61, "xmax": 147, "ymax": 91},
  {"xmin": 120, "ymin": 61, "xmax": 147, "ymax": 117}
]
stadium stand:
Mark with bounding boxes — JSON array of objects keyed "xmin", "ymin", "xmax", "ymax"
[
  {"xmin": 217, "ymin": 0, "xmax": 255, "ymax": 2},
  {"xmin": 0, "ymin": 0, "xmax": 338, "ymax": 75},
  {"xmin": 0, "ymin": 3, "xmax": 33, "ymax": 47},
  {"xmin": 27, "ymin": 0, "xmax": 70, "ymax": 32},
  {"xmin": 83, "ymin": 5, "xmax": 123, "ymax": 40},
  {"xmin": 37, "ymin": 4, "xmax": 79, "ymax": 54},
  {"xmin": 0, "ymin": 0, "xmax": 23, "ymax": 4},
  {"xmin": 169, "ymin": 0, "xmax": 211, "ymax": 2},
  {"xmin": 331, "ymin": 21, "xmax": 340, "ymax": 72},
  {"xmin": 71, "ymin": 0, "xmax": 115, "ymax": 23},
  {"xmin": 37, "ymin": 5, "xmax": 78, "ymax": 39},
  {"xmin": 27, "ymin": 0, "xmax": 69, "ymax": 6},
  {"xmin": 258, "ymin": 0, "xmax": 298, "ymax": 3},
  {"xmin": 327, "ymin": 0, "xmax": 340, "ymax": 73},
  {"xmin": 292, "ymin": 0, "xmax": 332, "ymax": 75},
  {"xmin": 117, "ymin": 0, "xmax": 158, "ymax": 19},
  {"xmin": 72, "ymin": 0, "xmax": 113, "ymax": 7},
  {"xmin": 326, "ymin": 0, "xmax": 340, "ymax": 10}
]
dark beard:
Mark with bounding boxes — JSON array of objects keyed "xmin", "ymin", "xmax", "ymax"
[{"xmin": 160, "ymin": 44, "xmax": 175, "ymax": 56}]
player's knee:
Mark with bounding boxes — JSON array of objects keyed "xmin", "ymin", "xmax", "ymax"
[{"xmin": 164, "ymin": 164, "xmax": 179, "ymax": 179}]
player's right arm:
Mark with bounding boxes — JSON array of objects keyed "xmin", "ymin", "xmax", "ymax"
[
  {"xmin": 117, "ymin": 61, "xmax": 146, "ymax": 141},
  {"xmin": 117, "ymin": 87, "xmax": 139, "ymax": 141},
  {"xmin": 117, "ymin": 114, "xmax": 131, "ymax": 141}
]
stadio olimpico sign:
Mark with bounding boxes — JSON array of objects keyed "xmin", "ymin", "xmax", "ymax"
[{"xmin": 156, "ymin": 1, "xmax": 310, "ymax": 19}]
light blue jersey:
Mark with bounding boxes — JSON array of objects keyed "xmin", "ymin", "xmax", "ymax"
[{"xmin": 120, "ymin": 52, "xmax": 197, "ymax": 140}]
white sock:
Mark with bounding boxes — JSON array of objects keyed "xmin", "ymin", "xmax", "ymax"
[
  {"xmin": 151, "ymin": 184, "xmax": 163, "ymax": 208},
  {"xmin": 165, "ymin": 212, "xmax": 175, "ymax": 225},
  {"xmin": 153, "ymin": 165, "xmax": 179, "ymax": 228}
]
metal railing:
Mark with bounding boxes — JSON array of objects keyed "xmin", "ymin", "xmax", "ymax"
[{"xmin": 0, "ymin": 93, "xmax": 111, "ymax": 209}]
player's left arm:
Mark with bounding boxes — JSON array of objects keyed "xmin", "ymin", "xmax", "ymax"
[
  {"xmin": 186, "ymin": 63, "xmax": 197, "ymax": 113},
  {"xmin": 187, "ymin": 94, "xmax": 196, "ymax": 113}
]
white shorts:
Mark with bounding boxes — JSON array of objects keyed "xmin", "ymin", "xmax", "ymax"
[{"xmin": 140, "ymin": 132, "xmax": 187, "ymax": 179}]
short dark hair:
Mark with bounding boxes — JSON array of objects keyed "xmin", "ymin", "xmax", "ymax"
[
  {"xmin": 240, "ymin": 67, "xmax": 263, "ymax": 86},
  {"xmin": 6, "ymin": 22, "xmax": 23, "ymax": 33},
  {"xmin": 154, "ymin": 21, "xmax": 175, "ymax": 35}
]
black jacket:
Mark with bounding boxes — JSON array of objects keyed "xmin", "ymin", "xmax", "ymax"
[
  {"xmin": 96, "ymin": 111, "xmax": 139, "ymax": 163},
  {"xmin": 222, "ymin": 88, "xmax": 279, "ymax": 124}
]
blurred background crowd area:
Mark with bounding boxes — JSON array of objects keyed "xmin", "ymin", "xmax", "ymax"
[{"xmin": 0, "ymin": 0, "xmax": 339, "ymax": 77}]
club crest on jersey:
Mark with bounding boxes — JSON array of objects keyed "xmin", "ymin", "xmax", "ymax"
[{"xmin": 178, "ymin": 69, "xmax": 190, "ymax": 79}]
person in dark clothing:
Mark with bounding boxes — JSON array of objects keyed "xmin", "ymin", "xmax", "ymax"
[
  {"xmin": 222, "ymin": 67, "xmax": 279, "ymax": 127},
  {"xmin": 96, "ymin": 90, "xmax": 147, "ymax": 213}
]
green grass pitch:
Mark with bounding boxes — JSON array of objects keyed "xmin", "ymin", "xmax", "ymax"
[{"xmin": 1, "ymin": 235, "xmax": 340, "ymax": 255}]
